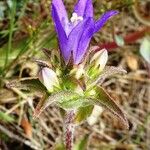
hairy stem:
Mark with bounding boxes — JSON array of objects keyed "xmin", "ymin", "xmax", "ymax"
[{"xmin": 64, "ymin": 110, "xmax": 75, "ymax": 150}]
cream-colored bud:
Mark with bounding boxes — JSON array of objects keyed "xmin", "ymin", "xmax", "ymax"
[
  {"xmin": 39, "ymin": 67, "xmax": 59, "ymax": 92},
  {"xmin": 75, "ymin": 64, "xmax": 84, "ymax": 79},
  {"xmin": 90, "ymin": 49, "xmax": 108, "ymax": 71},
  {"xmin": 70, "ymin": 64, "xmax": 85, "ymax": 79}
]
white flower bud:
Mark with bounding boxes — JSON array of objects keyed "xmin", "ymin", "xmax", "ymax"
[
  {"xmin": 39, "ymin": 67, "xmax": 59, "ymax": 92},
  {"xmin": 75, "ymin": 64, "xmax": 85, "ymax": 79},
  {"xmin": 90, "ymin": 49, "xmax": 108, "ymax": 71},
  {"xmin": 70, "ymin": 64, "xmax": 85, "ymax": 79}
]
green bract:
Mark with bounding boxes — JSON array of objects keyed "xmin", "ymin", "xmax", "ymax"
[{"xmin": 26, "ymin": 51, "xmax": 129, "ymax": 129}]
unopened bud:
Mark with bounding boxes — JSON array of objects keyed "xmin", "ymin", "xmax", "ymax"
[
  {"xmin": 70, "ymin": 64, "xmax": 85, "ymax": 79},
  {"xmin": 75, "ymin": 64, "xmax": 84, "ymax": 79},
  {"xmin": 90, "ymin": 49, "xmax": 108, "ymax": 71},
  {"xmin": 38, "ymin": 67, "xmax": 59, "ymax": 92}
]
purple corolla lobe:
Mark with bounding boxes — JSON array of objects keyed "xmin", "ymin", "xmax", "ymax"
[{"xmin": 51, "ymin": 0, "xmax": 118, "ymax": 64}]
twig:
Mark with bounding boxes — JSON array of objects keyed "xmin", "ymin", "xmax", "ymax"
[
  {"xmin": 5, "ymin": 87, "xmax": 33, "ymax": 115},
  {"xmin": 0, "ymin": 124, "xmax": 39, "ymax": 150},
  {"xmin": 92, "ymin": 128, "xmax": 116, "ymax": 143},
  {"xmin": 3, "ymin": 79, "xmax": 33, "ymax": 114}
]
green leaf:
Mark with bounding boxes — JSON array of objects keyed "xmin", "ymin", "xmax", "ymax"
[
  {"xmin": 89, "ymin": 66, "xmax": 127, "ymax": 87},
  {"xmin": 59, "ymin": 97, "xmax": 90, "ymax": 110},
  {"xmin": 53, "ymin": 91, "xmax": 90, "ymax": 109},
  {"xmin": 0, "ymin": 111, "xmax": 14, "ymax": 123},
  {"xmin": 75, "ymin": 105, "xmax": 93, "ymax": 124},
  {"xmin": 140, "ymin": 36, "xmax": 150, "ymax": 63},
  {"xmin": 34, "ymin": 91, "xmax": 91, "ymax": 118},
  {"xmin": 73, "ymin": 134, "xmax": 89, "ymax": 150},
  {"xmin": 7, "ymin": 78, "xmax": 47, "ymax": 93},
  {"xmin": 89, "ymin": 86, "xmax": 129, "ymax": 129},
  {"xmin": 114, "ymin": 34, "xmax": 125, "ymax": 47}
]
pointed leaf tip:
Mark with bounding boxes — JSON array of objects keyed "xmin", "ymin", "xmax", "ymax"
[
  {"xmin": 96, "ymin": 66, "xmax": 127, "ymax": 85},
  {"xmin": 90, "ymin": 86, "xmax": 129, "ymax": 129}
]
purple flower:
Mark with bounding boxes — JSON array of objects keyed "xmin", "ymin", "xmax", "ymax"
[{"xmin": 51, "ymin": 0, "xmax": 118, "ymax": 64}]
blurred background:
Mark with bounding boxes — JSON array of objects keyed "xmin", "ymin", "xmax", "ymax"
[{"xmin": 0, "ymin": 0, "xmax": 150, "ymax": 149}]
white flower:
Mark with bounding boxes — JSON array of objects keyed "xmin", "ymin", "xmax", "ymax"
[
  {"xmin": 39, "ymin": 67, "xmax": 59, "ymax": 92},
  {"xmin": 70, "ymin": 64, "xmax": 85, "ymax": 79},
  {"xmin": 90, "ymin": 49, "xmax": 108, "ymax": 71},
  {"xmin": 70, "ymin": 13, "xmax": 83, "ymax": 24},
  {"xmin": 75, "ymin": 64, "xmax": 85, "ymax": 79}
]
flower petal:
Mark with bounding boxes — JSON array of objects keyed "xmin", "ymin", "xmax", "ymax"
[
  {"xmin": 94, "ymin": 10, "xmax": 119, "ymax": 33},
  {"xmin": 74, "ymin": 18, "xmax": 95, "ymax": 64},
  {"xmin": 52, "ymin": 4, "xmax": 70, "ymax": 62},
  {"xmin": 90, "ymin": 48, "xmax": 108, "ymax": 71},
  {"xmin": 39, "ymin": 67, "xmax": 59, "ymax": 92},
  {"xmin": 74, "ymin": 0, "xmax": 93, "ymax": 17},
  {"xmin": 66, "ymin": 18, "xmax": 91, "ymax": 64},
  {"xmin": 52, "ymin": 0, "xmax": 69, "ymax": 27}
]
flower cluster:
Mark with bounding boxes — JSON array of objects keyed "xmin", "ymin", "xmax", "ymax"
[{"xmin": 52, "ymin": 0, "xmax": 118, "ymax": 64}]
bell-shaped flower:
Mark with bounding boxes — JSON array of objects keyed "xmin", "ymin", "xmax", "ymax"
[
  {"xmin": 38, "ymin": 67, "xmax": 59, "ymax": 92},
  {"xmin": 51, "ymin": 0, "xmax": 118, "ymax": 64}
]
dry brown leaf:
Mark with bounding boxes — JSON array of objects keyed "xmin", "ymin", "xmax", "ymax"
[
  {"xmin": 126, "ymin": 54, "xmax": 138, "ymax": 71},
  {"xmin": 21, "ymin": 116, "xmax": 32, "ymax": 139}
]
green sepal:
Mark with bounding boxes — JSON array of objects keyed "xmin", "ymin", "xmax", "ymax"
[
  {"xmin": 61, "ymin": 75, "xmax": 79, "ymax": 91},
  {"xmin": 7, "ymin": 78, "xmax": 47, "ymax": 93},
  {"xmin": 58, "ymin": 97, "xmax": 90, "ymax": 110},
  {"xmin": 33, "ymin": 91, "xmax": 91, "ymax": 117}
]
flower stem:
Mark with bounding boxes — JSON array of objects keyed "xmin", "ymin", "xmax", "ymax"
[{"xmin": 64, "ymin": 110, "xmax": 75, "ymax": 150}]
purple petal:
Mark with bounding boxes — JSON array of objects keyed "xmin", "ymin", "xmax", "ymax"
[
  {"xmin": 94, "ymin": 10, "xmax": 119, "ymax": 33},
  {"xmin": 74, "ymin": 0, "xmax": 93, "ymax": 17},
  {"xmin": 65, "ymin": 19, "xmax": 90, "ymax": 63},
  {"xmin": 52, "ymin": 0, "xmax": 69, "ymax": 28},
  {"xmin": 52, "ymin": 4, "xmax": 70, "ymax": 62},
  {"xmin": 74, "ymin": 18, "xmax": 95, "ymax": 64}
]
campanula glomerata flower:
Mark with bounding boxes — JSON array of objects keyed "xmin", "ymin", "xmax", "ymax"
[
  {"xmin": 38, "ymin": 67, "xmax": 59, "ymax": 92},
  {"xmin": 51, "ymin": 0, "xmax": 118, "ymax": 64}
]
